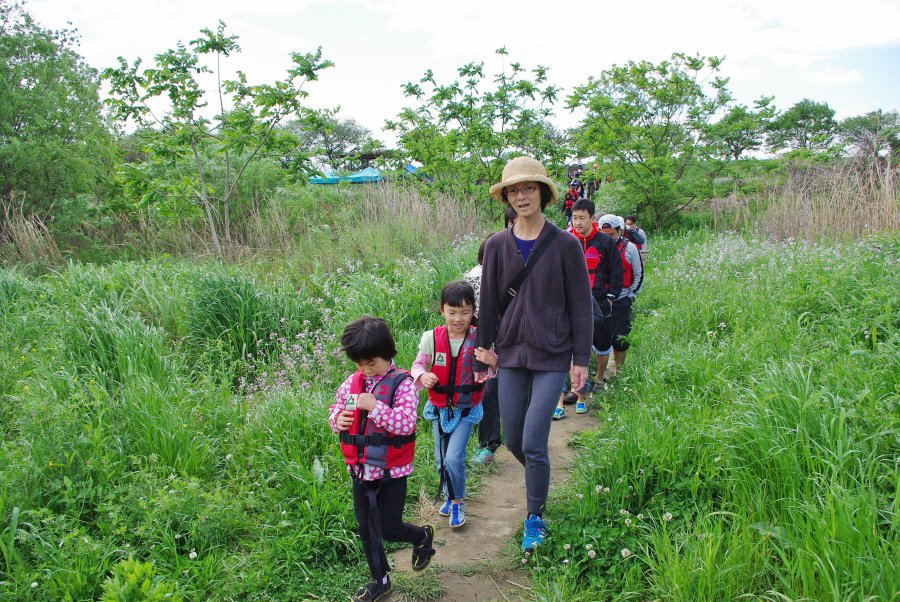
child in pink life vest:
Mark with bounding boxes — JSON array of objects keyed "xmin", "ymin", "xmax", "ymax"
[
  {"xmin": 329, "ymin": 316, "xmax": 435, "ymax": 602},
  {"xmin": 412, "ymin": 281, "xmax": 493, "ymax": 528}
]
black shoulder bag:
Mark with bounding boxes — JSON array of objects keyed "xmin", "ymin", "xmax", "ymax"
[{"xmin": 498, "ymin": 227, "xmax": 560, "ymax": 318}]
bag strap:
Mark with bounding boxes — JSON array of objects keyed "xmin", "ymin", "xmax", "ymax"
[{"xmin": 499, "ymin": 227, "xmax": 559, "ymax": 317}]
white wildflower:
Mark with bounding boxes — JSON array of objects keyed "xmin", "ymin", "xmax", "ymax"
[
  {"xmin": 588, "ymin": 549, "xmax": 597, "ymax": 559},
  {"xmin": 621, "ymin": 548, "xmax": 632, "ymax": 559},
  {"xmin": 663, "ymin": 512, "xmax": 673, "ymax": 522}
]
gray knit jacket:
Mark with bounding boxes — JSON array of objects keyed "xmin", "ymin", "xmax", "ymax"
[{"xmin": 474, "ymin": 220, "xmax": 593, "ymax": 372}]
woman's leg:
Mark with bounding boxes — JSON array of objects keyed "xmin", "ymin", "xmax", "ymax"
[
  {"xmin": 520, "ymin": 370, "xmax": 568, "ymax": 516},
  {"xmin": 431, "ymin": 419, "xmax": 445, "ymax": 496},
  {"xmin": 497, "ymin": 367, "xmax": 531, "ymax": 468}
]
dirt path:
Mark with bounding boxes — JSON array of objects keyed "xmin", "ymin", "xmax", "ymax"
[{"xmin": 390, "ymin": 388, "xmax": 604, "ymax": 601}]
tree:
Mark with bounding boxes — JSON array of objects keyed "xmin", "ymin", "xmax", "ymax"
[
  {"xmin": 102, "ymin": 22, "xmax": 332, "ymax": 260},
  {"xmin": 766, "ymin": 98, "xmax": 837, "ymax": 154},
  {"xmin": 0, "ymin": 0, "xmax": 115, "ymax": 217},
  {"xmin": 385, "ymin": 48, "xmax": 568, "ymax": 203},
  {"xmin": 839, "ymin": 109, "xmax": 900, "ymax": 164},
  {"xmin": 286, "ymin": 112, "xmax": 380, "ymax": 171},
  {"xmin": 567, "ymin": 52, "xmax": 733, "ymax": 228},
  {"xmin": 713, "ymin": 97, "xmax": 775, "ymax": 160}
]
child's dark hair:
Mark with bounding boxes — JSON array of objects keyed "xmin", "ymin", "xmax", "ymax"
[
  {"xmin": 440, "ymin": 280, "xmax": 475, "ymax": 309},
  {"xmin": 340, "ymin": 316, "xmax": 397, "ymax": 363},
  {"xmin": 572, "ymin": 198, "xmax": 595, "ymax": 216},
  {"xmin": 626, "ymin": 215, "xmax": 637, "ymax": 224},
  {"xmin": 504, "ymin": 207, "xmax": 518, "ymax": 228},
  {"xmin": 477, "ymin": 235, "xmax": 490, "ymax": 265}
]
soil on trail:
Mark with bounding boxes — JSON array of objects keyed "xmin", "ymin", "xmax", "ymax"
[{"xmin": 389, "ymin": 392, "xmax": 603, "ymax": 601}]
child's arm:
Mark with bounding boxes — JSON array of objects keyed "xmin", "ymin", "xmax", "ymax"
[
  {"xmin": 410, "ymin": 330, "xmax": 439, "ymax": 390},
  {"xmin": 328, "ymin": 374, "xmax": 355, "ymax": 433},
  {"xmin": 367, "ymin": 378, "xmax": 417, "ymax": 436},
  {"xmin": 474, "ymin": 346, "xmax": 498, "ymax": 371}
]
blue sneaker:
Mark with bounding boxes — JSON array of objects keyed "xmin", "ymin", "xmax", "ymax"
[
  {"xmin": 576, "ymin": 401, "xmax": 588, "ymax": 414},
  {"xmin": 472, "ymin": 447, "xmax": 495, "ymax": 465},
  {"xmin": 449, "ymin": 502, "xmax": 466, "ymax": 528},
  {"xmin": 438, "ymin": 498, "xmax": 451, "ymax": 516},
  {"xmin": 553, "ymin": 407, "xmax": 566, "ymax": 420},
  {"xmin": 522, "ymin": 514, "xmax": 547, "ymax": 552}
]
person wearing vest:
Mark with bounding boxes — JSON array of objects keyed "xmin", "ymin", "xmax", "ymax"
[
  {"xmin": 555, "ymin": 198, "xmax": 624, "ymax": 417},
  {"xmin": 563, "ymin": 187, "xmax": 578, "ymax": 227},
  {"xmin": 329, "ymin": 316, "xmax": 435, "ymax": 602},
  {"xmin": 625, "ymin": 215, "xmax": 648, "ymax": 263},
  {"xmin": 474, "ymin": 157, "xmax": 593, "ymax": 554},
  {"xmin": 595, "ymin": 214, "xmax": 644, "ymax": 383},
  {"xmin": 412, "ymin": 281, "xmax": 486, "ymax": 529}
]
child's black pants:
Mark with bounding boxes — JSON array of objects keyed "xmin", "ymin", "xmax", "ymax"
[{"xmin": 352, "ymin": 475, "xmax": 425, "ymax": 580}]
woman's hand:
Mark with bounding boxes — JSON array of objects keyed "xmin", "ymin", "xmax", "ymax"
[
  {"xmin": 419, "ymin": 372, "xmax": 439, "ymax": 388},
  {"xmin": 335, "ymin": 409, "xmax": 354, "ymax": 431},
  {"xmin": 570, "ymin": 365, "xmax": 588, "ymax": 393}
]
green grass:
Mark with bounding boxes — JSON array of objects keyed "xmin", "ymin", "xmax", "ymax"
[
  {"xmin": 533, "ymin": 231, "xmax": 900, "ymax": 601},
  {"xmin": 2, "ymin": 220, "xmax": 899, "ymax": 600}
]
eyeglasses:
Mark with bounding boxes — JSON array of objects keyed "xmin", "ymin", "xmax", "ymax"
[{"xmin": 506, "ymin": 184, "xmax": 537, "ymax": 197}]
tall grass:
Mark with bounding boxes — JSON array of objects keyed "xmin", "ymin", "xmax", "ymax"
[
  {"xmin": 536, "ymin": 231, "xmax": 900, "ymax": 601},
  {"xmin": 0, "ymin": 201, "xmax": 62, "ymax": 265},
  {"xmin": 714, "ymin": 157, "xmax": 900, "ymax": 241}
]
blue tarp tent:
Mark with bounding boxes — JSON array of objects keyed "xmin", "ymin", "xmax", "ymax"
[
  {"xmin": 403, "ymin": 163, "xmax": 433, "ymax": 182},
  {"xmin": 309, "ymin": 169, "xmax": 342, "ymax": 184},
  {"xmin": 344, "ymin": 167, "xmax": 383, "ymax": 183}
]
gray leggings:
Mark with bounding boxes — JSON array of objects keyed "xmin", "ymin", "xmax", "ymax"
[{"xmin": 498, "ymin": 367, "xmax": 568, "ymax": 516}]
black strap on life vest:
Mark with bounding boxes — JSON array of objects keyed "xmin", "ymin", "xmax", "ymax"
[{"xmin": 340, "ymin": 432, "xmax": 416, "ymax": 448}]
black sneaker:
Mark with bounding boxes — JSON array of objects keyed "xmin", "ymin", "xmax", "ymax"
[
  {"xmin": 352, "ymin": 575, "xmax": 392, "ymax": 602},
  {"xmin": 412, "ymin": 524, "xmax": 436, "ymax": 571},
  {"xmin": 562, "ymin": 392, "xmax": 578, "ymax": 405}
]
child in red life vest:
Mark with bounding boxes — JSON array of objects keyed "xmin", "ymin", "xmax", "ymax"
[
  {"xmin": 412, "ymin": 281, "xmax": 495, "ymax": 528},
  {"xmin": 329, "ymin": 316, "xmax": 435, "ymax": 602}
]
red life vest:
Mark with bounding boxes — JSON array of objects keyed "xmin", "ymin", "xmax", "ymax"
[
  {"xmin": 617, "ymin": 238, "xmax": 633, "ymax": 289},
  {"xmin": 624, "ymin": 228, "xmax": 643, "ymax": 251},
  {"xmin": 339, "ymin": 369, "xmax": 416, "ymax": 470},
  {"xmin": 427, "ymin": 325, "xmax": 483, "ymax": 409}
]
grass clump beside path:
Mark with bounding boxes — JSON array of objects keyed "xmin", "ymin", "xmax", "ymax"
[
  {"xmin": 0, "ymin": 237, "xmax": 480, "ymax": 601},
  {"xmin": 532, "ymin": 231, "xmax": 900, "ymax": 601}
]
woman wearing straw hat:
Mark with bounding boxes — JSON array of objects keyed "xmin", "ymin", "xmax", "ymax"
[{"xmin": 473, "ymin": 157, "xmax": 592, "ymax": 553}]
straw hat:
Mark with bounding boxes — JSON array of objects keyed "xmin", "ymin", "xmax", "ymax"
[{"xmin": 489, "ymin": 157, "xmax": 559, "ymax": 204}]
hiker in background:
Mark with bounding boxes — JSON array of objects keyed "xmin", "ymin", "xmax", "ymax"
[
  {"xmin": 474, "ymin": 157, "xmax": 592, "ymax": 553},
  {"xmin": 412, "ymin": 281, "xmax": 485, "ymax": 528},
  {"xmin": 329, "ymin": 317, "xmax": 435, "ymax": 602},
  {"xmin": 553, "ymin": 198, "xmax": 623, "ymax": 419},
  {"xmin": 465, "ymin": 237, "xmax": 501, "ymax": 465},
  {"xmin": 464, "ymin": 206, "xmax": 517, "ymax": 465},
  {"xmin": 595, "ymin": 215, "xmax": 643, "ymax": 384},
  {"xmin": 624, "ymin": 215, "xmax": 648, "ymax": 263},
  {"xmin": 563, "ymin": 186, "xmax": 578, "ymax": 228}
]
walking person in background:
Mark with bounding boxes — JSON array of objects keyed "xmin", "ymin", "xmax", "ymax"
[
  {"xmin": 624, "ymin": 215, "xmax": 648, "ymax": 263},
  {"xmin": 412, "ymin": 281, "xmax": 485, "ymax": 528},
  {"xmin": 554, "ymin": 198, "xmax": 623, "ymax": 418},
  {"xmin": 595, "ymin": 215, "xmax": 643, "ymax": 382},
  {"xmin": 474, "ymin": 157, "xmax": 592, "ymax": 553},
  {"xmin": 563, "ymin": 186, "xmax": 578, "ymax": 228},
  {"xmin": 329, "ymin": 317, "xmax": 435, "ymax": 602}
]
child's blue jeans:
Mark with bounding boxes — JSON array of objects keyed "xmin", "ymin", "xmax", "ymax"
[{"xmin": 432, "ymin": 419, "xmax": 474, "ymax": 500}]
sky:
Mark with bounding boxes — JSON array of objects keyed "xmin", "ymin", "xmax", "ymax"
[{"xmin": 28, "ymin": 0, "xmax": 900, "ymax": 145}]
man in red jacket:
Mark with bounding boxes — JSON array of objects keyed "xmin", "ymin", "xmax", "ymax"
[{"xmin": 554, "ymin": 198, "xmax": 623, "ymax": 417}]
